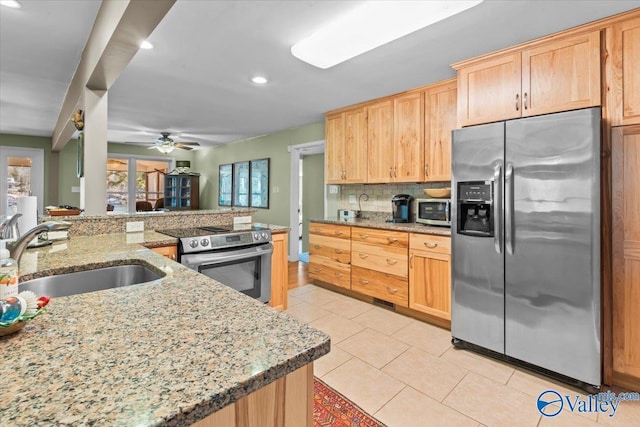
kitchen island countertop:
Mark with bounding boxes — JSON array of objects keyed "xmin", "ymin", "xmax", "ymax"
[{"xmin": 0, "ymin": 230, "xmax": 329, "ymax": 426}]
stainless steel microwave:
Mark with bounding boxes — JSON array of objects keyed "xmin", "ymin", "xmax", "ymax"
[{"xmin": 416, "ymin": 198, "xmax": 451, "ymax": 227}]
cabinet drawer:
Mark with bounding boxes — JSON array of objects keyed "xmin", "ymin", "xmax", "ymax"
[
  {"xmin": 310, "ymin": 234, "xmax": 351, "ymax": 264},
  {"xmin": 309, "ymin": 260, "xmax": 351, "ymax": 289},
  {"xmin": 409, "ymin": 233, "xmax": 451, "ymax": 254},
  {"xmin": 309, "ymin": 223, "xmax": 351, "ymax": 239},
  {"xmin": 351, "ymin": 266, "xmax": 408, "ymax": 306},
  {"xmin": 351, "ymin": 227, "xmax": 408, "ymax": 247},
  {"xmin": 352, "ymin": 241, "xmax": 408, "ymax": 278}
]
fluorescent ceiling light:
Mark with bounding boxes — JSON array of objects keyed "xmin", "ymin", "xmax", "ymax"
[
  {"xmin": 291, "ymin": 0, "xmax": 483, "ymax": 69},
  {"xmin": 0, "ymin": 0, "xmax": 22, "ymax": 8},
  {"xmin": 251, "ymin": 76, "xmax": 268, "ymax": 84},
  {"xmin": 140, "ymin": 40, "xmax": 154, "ymax": 50}
]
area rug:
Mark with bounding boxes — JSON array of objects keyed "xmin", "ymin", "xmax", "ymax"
[{"xmin": 314, "ymin": 377, "xmax": 387, "ymax": 427}]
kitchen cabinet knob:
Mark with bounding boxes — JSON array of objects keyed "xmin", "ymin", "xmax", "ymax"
[
  {"xmin": 386, "ymin": 259, "xmax": 397, "ymax": 265},
  {"xmin": 359, "ymin": 253, "xmax": 369, "ymax": 259},
  {"xmin": 386, "ymin": 287, "xmax": 399, "ymax": 293},
  {"xmin": 360, "ymin": 279, "xmax": 369, "ymax": 285},
  {"xmin": 387, "ymin": 237, "xmax": 398, "ymax": 243},
  {"xmin": 523, "ymin": 92, "xmax": 528, "ymax": 110},
  {"xmin": 424, "ymin": 242, "xmax": 438, "ymax": 248},
  {"xmin": 515, "ymin": 94, "xmax": 520, "ymax": 111}
]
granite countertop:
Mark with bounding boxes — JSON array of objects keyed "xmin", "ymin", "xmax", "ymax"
[
  {"xmin": 312, "ymin": 218, "xmax": 451, "ymax": 237},
  {"xmin": 1, "ymin": 230, "xmax": 329, "ymax": 426},
  {"xmin": 43, "ymin": 208, "xmax": 255, "ymax": 220}
]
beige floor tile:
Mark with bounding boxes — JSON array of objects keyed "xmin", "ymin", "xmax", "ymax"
[
  {"xmin": 284, "ymin": 302, "xmax": 331, "ymax": 324},
  {"xmin": 352, "ymin": 306, "xmax": 413, "ymax": 335},
  {"xmin": 507, "ymin": 369, "xmax": 597, "ymax": 421},
  {"xmin": 286, "ymin": 294, "xmax": 303, "ymax": 307},
  {"xmin": 336, "ymin": 328, "xmax": 409, "ymax": 369},
  {"xmin": 295, "ymin": 287, "xmax": 343, "ymax": 306},
  {"xmin": 539, "ymin": 410, "xmax": 600, "ymax": 427},
  {"xmin": 382, "ymin": 347, "xmax": 468, "ymax": 402},
  {"xmin": 313, "ymin": 346, "xmax": 353, "ymax": 378},
  {"xmin": 440, "ymin": 347, "xmax": 515, "ymax": 384},
  {"xmin": 322, "ymin": 358, "xmax": 405, "ymax": 415},
  {"xmin": 375, "ymin": 386, "xmax": 479, "ymax": 427},
  {"xmin": 322, "ymin": 296, "xmax": 375, "ymax": 319},
  {"xmin": 288, "ymin": 284, "xmax": 316, "ymax": 296},
  {"xmin": 392, "ymin": 320, "xmax": 453, "ymax": 356},
  {"xmin": 443, "ymin": 372, "xmax": 541, "ymax": 427},
  {"xmin": 597, "ymin": 396, "xmax": 640, "ymax": 426},
  {"xmin": 309, "ymin": 313, "xmax": 366, "ymax": 344}
]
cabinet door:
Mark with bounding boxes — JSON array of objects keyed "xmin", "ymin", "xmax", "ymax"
[
  {"xmin": 394, "ymin": 92, "xmax": 424, "ymax": 182},
  {"xmin": 409, "ymin": 249, "xmax": 451, "ymax": 321},
  {"xmin": 611, "ymin": 125, "xmax": 640, "ymax": 390},
  {"xmin": 612, "ymin": 16, "xmax": 640, "ymax": 125},
  {"xmin": 367, "ymin": 100, "xmax": 395, "ymax": 183},
  {"xmin": 522, "ymin": 31, "xmax": 601, "ymax": 117},
  {"xmin": 457, "ymin": 52, "xmax": 522, "ymax": 126},
  {"xmin": 270, "ymin": 232, "xmax": 288, "ymax": 311},
  {"xmin": 325, "ymin": 113, "xmax": 345, "ymax": 183},
  {"xmin": 150, "ymin": 245, "xmax": 177, "ymax": 260},
  {"xmin": 424, "ymin": 79, "xmax": 457, "ymax": 182},
  {"xmin": 344, "ymin": 108, "xmax": 368, "ymax": 183}
]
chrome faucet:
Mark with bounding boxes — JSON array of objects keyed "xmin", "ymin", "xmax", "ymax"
[
  {"xmin": 0, "ymin": 213, "xmax": 21, "ymax": 239},
  {"xmin": 6, "ymin": 221, "xmax": 71, "ymax": 265}
]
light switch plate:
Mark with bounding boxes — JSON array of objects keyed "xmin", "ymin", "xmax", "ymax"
[
  {"xmin": 126, "ymin": 221, "xmax": 144, "ymax": 233},
  {"xmin": 233, "ymin": 216, "xmax": 252, "ymax": 225},
  {"xmin": 329, "ymin": 185, "xmax": 339, "ymax": 194},
  {"xmin": 348, "ymin": 194, "xmax": 357, "ymax": 203}
]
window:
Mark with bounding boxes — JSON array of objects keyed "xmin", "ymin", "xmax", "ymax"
[
  {"xmin": 107, "ymin": 156, "xmax": 172, "ymax": 213},
  {"xmin": 1, "ymin": 146, "xmax": 44, "ymax": 216},
  {"xmin": 219, "ymin": 159, "xmax": 270, "ymax": 209}
]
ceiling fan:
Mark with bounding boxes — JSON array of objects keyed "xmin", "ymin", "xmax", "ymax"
[{"xmin": 148, "ymin": 132, "xmax": 200, "ymax": 153}]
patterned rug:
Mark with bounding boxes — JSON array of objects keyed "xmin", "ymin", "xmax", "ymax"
[{"xmin": 314, "ymin": 377, "xmax": 387, "ymax": 427}]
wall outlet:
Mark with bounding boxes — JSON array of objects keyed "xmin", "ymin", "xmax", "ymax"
[
  {"xmin": 329, "ymin": 185, "xmax": 340, "ymax": 194},
  {"xmin": 348, "ymin": 194, "xmax": 357, "ymax": 204},
  {"xmin": 126, "ymin": 221, "xmax": 144, "ymax": 233},
  {"xmin": 71, "ymin": 186, "xmax": 80, "ymax": 193},
  {"xmin": 233, "ymin": 216, "xmax": 252, "ymax": 225}
]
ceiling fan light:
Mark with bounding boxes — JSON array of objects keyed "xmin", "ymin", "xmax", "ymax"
[
  {"xmin": 291, "ymin": 0, "xmax": 483, "ymax": 69},
  {"xmin": 156, "ymin": 145, "xmax": 175, "ymax": 154}
]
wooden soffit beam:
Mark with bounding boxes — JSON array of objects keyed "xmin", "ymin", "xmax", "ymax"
[{"xmin": 51, "ymin": 0, "xmax": 175, "ymax": 152}]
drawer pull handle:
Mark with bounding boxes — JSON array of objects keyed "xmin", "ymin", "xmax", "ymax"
[
  {"xmin": 359, "ymin": 253, "xmax": 369, "ymax": 259},
  {"xmin": 386, "ymin": 259, "xmax": 397, "ymax": 265},
  {"xmin": 386, "ymin": 287, "xmax": 399, "ymax": 293},
  {"xmin": 424, "ymin": 242, "xmax": 438, "ymax": 248},
  {"xmin": 410, "ymin": 254, "xmax": 414, "ymax": 268},
  {"xmin": 335, "ymin": 231, "xmax": 343, "ymax": 236},
  {"xmin": 359, "ymin": 279, "xmax": 369, "ymax": 285},
  {"xmin": 360, "ymin": 234, "xmax": 369, "ymax": 239},
  {"xmin": 335, "ymin": 273, "xmax": 343, "ymax": 278},
  {"xmin": 313, "ymin": 267, "xmax": 321, "ymax": 273},
  {"xmin": 515, "ymin": 93, "xmax": 519, "ymax": 111},
  {"xmin": 387, "ymin": 237, "xmax": 398, "ymax": 243},
  {"xmin": 314, "ymin": 245, "xmax": 321, "ymax": 249},
  {"xmin": 335, "ymin": 249, "xmax": 343, "ymax": 254}
]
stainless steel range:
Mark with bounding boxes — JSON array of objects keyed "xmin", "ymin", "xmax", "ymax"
[{"xmin": 158, "ymin": 226, "xmax": 272, "ymax": 303}]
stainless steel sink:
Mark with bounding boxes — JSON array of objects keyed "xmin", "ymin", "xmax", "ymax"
[{"xmin": 20, "ymin": 264, "xmax": 165, "ymax": 297}]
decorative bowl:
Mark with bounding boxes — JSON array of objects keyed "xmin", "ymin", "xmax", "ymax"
[
  {"xmin": 0, "ymin": 308, "xmax": 46, "ymax": 337},
  {"xmin": 424, "ymin": 188, "xmax": 451, "ymax": 198}
]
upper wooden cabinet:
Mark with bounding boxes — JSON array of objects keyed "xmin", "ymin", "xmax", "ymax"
[
  {"xmin": 609, "ymin": 16, "xmax": 640, "ymax": 125},
  {"xmin": 325, "ymin": 109, "xmax": 367, "ymax": 184},
  {"xmin": 424, "ymin": 79, "xmax": 457, "ymax": 182},
  {"xmin": 367, "ymin": 99, "xmax": 395, "ymax": 183},
  {"xmin": 456, "ymin": 30, "xmax": 602, "ymax": 126},
  {"xmin": 394, "ymin": 92, "xmax": 424, "ymax": 182}
]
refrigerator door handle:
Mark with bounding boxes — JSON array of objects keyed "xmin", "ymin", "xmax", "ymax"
[
  {"xmin": 493, "ymin": 163, "xmax": 503, "ymax": 254},
  {"xmin": 505, "ymin": 163, "xmax": 515, "ymax": 254}
]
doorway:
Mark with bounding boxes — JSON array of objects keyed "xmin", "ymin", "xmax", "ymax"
[{"xmin": 0, "ymin": 146, "xmax": 44, "ymax": 216}]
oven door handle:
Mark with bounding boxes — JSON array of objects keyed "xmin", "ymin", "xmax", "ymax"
[{"xmin": 181, "ymin": 243, "xmax": 273, "ymax": 266}]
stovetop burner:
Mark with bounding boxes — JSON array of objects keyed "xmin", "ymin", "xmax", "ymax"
[{"xmin": 200, "ymin": 226, "xmax": 232, "ymax": 233}]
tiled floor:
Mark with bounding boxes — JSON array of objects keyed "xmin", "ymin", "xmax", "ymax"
[{"xmin": 286, "ymin": 284, "xmax": 640, "ymax": 427}]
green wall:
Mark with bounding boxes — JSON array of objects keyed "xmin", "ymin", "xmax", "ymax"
[
  {"xmin": 0, "ymin": 133, "xmax": 54, "ymax": 207},
  {"xmin": 301, "ymin": 153, "xmax": 324, "ymax": 252},
  {"xmin": 58, "ymin": 140, "xmax": 196, "ymax": 207},
  {"xmin": 195, "ymin": 122, "xmax": 324, "ymax": 226}
]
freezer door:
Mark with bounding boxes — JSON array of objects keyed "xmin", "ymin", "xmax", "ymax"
[
  {"xmin": 505, "ymin": 108, "xmax": 601, "ymax": 385},
  {"xmin": 452, "ymin": 122, "xmax": 505, "ymax": 354}
]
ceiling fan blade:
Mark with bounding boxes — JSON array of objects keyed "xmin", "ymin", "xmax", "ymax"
[
  {"xmin": 148, "ymin": 145, "xmax": 159, "ymax": 150},
  {"xmin": 174, "ymin": 144, "xmax": 195, "ymax": 150},
  {"xmin": 175, "ymin": 142, "xmax": 200, "ymax": 146}
]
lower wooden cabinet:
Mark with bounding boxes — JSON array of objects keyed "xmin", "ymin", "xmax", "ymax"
[
  {"xmin": 150, "ymin": 244, "xmax": 177, "ymax": 260},
  {"xmin": 609, "ymin": 125, "xmax": 640, "ymax": 390},
  {"xmin": 351, "ymin": 266, "xmax": 408, "ymax": 306},
  {"xmin": 270, "ymin": 232, "xmax": 289, "ymax": 311},
  {"xmin": 408, "ymin": 234, "xmax": 451, "ymax": 321},
  {"xmin": 309, "ymin": 223, "xmax": 351, "ymax": 290}
]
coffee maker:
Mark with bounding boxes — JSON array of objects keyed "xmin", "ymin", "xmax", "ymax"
[{"xmin": 391, "ymin": 194, "xmax": 414, "ymax": 223}]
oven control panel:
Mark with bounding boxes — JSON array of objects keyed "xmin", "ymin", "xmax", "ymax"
[{"xmin": 180, "ymin": 229, "xmax": 272, "ymax": 254}]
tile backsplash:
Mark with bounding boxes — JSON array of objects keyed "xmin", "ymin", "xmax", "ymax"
[{"xmin": 337, "ymin": 182, "xmax": 450, "ymax": 213}]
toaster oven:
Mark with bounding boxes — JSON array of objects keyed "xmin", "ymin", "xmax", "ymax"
[{"xmin": 416, "ymin": 198, "xmax": 451, "ymax": 227}]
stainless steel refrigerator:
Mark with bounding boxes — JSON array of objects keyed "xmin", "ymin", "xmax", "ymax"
[{"xmin": 451, "ymin": 107, "xmax": 601, "ymax": 389}]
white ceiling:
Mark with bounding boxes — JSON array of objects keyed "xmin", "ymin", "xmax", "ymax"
[{"xmin": 1, "ymin": 0, "xmax": 639, "ymax": 149}]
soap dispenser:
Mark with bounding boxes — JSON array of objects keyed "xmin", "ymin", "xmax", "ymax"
[{"xmin": 0, "ymin": 240, "xmax": 19, "ymax": 298}]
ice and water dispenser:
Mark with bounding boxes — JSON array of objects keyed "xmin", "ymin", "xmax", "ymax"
[{"xmin": 457, "ymin": 182, "xmax": 494, "ymax": 237}]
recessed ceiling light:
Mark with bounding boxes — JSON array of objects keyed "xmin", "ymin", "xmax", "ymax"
[
  {"xmin": 251, "ymin": 76, "xmax": 268, "ymax": 84},
  {"xmin": 0, "ymin": 0, "xmax": 22, "ymax": 8},
  {"xmin": 291, "ymin": 0, "xmax": 483, "ymax": 69},
  {"xmin": 140, "ymin": 40, "xmax": 154, "ymax": 50}
]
